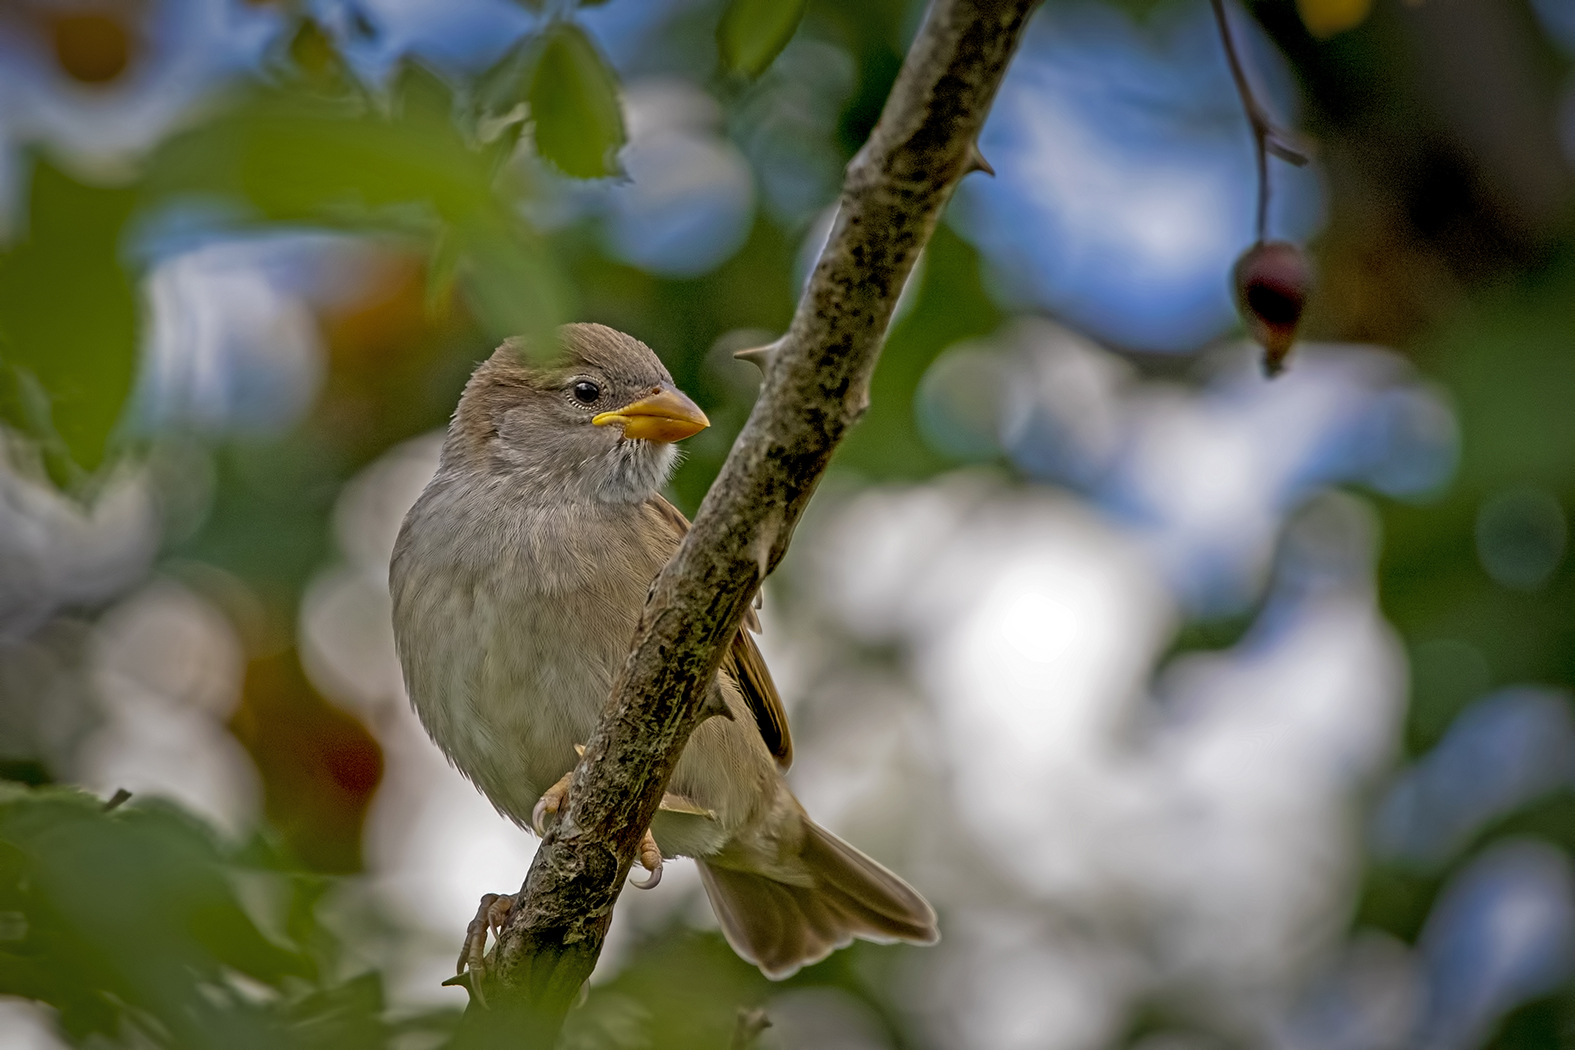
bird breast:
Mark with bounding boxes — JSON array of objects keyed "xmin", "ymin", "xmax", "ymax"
[{"xmin": 390, "ymin": 471, "xmax": 663, "ymax": 826}]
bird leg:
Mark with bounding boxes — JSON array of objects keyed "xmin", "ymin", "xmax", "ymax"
[
  {"xmin": 455, "ymin": 891, "xmax": 517, "ymax": 1005},
  {"xmin": 629, "ymin": 792, "xmax": 710, "ymax": 890},
  {"xmin": 457, "ymin": 776, "xmax": 680, "ymax": 1004},
  {"xmin": 534, "ymin": 746, "xmax": 681, "ymax": 887},
  {"xmin": 631, "ymin": 828, "xmax": 663, "ymax": 889},
  {"xmin": 531, "ymin": 744, "xmax": 586, "ymax": 836},
  {"xmin": 531, "ymin": 771, "xmax": 573, "ymax": 836}
]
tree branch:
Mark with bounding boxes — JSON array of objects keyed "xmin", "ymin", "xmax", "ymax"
[{"xmin": 462, "ymin": 0, "xmax": 1039, "ymax": 1041}]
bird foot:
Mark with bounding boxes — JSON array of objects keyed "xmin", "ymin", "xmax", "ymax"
[
  {"xmin": 529, "ymin": 746, "xmax": 663, "ymax": 889},
  {"xmin": 530, "ymin": 773, "xmax": 571, "ymax": 836},
  {"xmin": 631, "ymin": 828, "xmax": 663, "ymax": 890},
  {"xmin": 456, "ymin": 891, "xmax": 517, "ymax": 1005},
  {"xmin": 531, "ymin": 744, "xmax": 586, "ymax": 836}
]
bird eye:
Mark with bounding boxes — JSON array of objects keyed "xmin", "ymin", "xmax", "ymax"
[{"xmin": 571, "ymin": 380, "xmax": 601, "ymax": 404}]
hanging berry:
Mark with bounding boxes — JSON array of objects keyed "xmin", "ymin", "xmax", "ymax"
[{"xmin": 1233, "ymin": 241, "xmax": 1311, "ymax": 377}]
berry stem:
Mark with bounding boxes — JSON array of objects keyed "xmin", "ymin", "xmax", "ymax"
[{"xmin": 1209, "ymin": 0, "xmax": 1292, "ymax": 243}]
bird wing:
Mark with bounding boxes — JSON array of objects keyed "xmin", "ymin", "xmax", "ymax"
[{"xmin": 644, "ymin": 495, "xmax": 793, "ymax": 770}]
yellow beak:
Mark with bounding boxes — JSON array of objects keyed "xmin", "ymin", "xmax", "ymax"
[{"xmin": 592, "ymin": 386, "xmax": 710, "ymax": 443}]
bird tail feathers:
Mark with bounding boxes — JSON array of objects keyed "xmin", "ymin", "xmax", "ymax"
[{"xmin": 696, "ymin": 819, "xmax": 938, "ymax": 979}]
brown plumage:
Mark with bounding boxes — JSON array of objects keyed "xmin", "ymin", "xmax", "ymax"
[
  {"xmin": 390, "ymin": 323, "xmax": 937, "ymax": 979},
  {"xmin": 641, "ymin": 491, "xmax": 791, "ymax": 769}
]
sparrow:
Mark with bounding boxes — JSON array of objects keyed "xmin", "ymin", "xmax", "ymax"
[{"xmin": 389, "ymin": 323, "xmax": 938, "ymax": 982}]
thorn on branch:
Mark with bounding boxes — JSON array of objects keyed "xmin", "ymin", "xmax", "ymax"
[
  {"xmin": 730, "ymin": 1007, "xmax": 771, "ymax": 1050},
  {"xmin": 700, "ymin": 686, "xmax": 735, "ymax": 720},
  {"xmin": 733, "ymin": 339, "xmax": 782, "ymax": 373},
  {"xmin": 1267, "ymin": 137, "xmax": 1310, "ymax": 167},
  {"xmin": 441, "ymin": 970, "xmax": 479, "ymax": 1002},
  {"xmin": 965, "ymin": 142, "xmax": 995, "ymax": 177}
]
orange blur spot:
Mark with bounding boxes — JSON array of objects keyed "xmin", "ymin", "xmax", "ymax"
[{"xmin": 52, "ymin": 12, "xmax": 133, "ymax": 84}]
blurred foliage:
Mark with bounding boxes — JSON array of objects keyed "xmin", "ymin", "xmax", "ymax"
[
  {"xmin": 232, "ymin": 651, "xmax": 383, "ymax": 875},
  {"xmin": 1294, "ymin": 0, "xmax": 1372, "ymax": 39},
  {"xmin": 0, "ymin": 785, "xmax": 456, "ymax": 1048},
  {"xmin": 0, "ymin": 163, "xmax": 138, "ymax": 483},
  {"xmin": 147, "ymin": 65, "xmax": 568, "ymax": 352},
  {"xmin": 1381, "ymin": 257, "xmax": 1575, "ymax": 749},
  {"xmin": 0, "ymin": 48, "xmax": 576, "ymax": 481},
  {"xmin": 717, "ymin": 0, "xmax": 810, "ymax": 78},
  {"xmin": 524, "ymin": 24, "xmax": 627, "ymax": 179},
  {"xmin": 0, "ymin": 789, "xmax": 902, "ymax": 1050},
  {"xmin": 475, "ymin": 21, "xmax": 629, "ymax": 181},
  {"xmin": 1358, "ymin": 256, "xmax": 1575, "ymax": 988}
]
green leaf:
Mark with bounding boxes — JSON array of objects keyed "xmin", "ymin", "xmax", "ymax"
[
  {"xmin": 0, "ymin": 787, "xmax": 442, "ymax": 1045},
  {"xmin": 475, "ymin": 35, "xmax": 535, "ymax": 131},
  {"xmin": 456, "ymin": 214, "xmax": 573, "ymax": 351},
  {"xmin": 284, "ymin": 17, "xmax": 352, "ymax": 91},
  {"xmin": 147, "ymin": 85, "xmax": 486, "ymax": 229},
  {"xmin": 147, "ymin": 81, "xmax": 566, "ymax": 343},
  {"xmin": 0, "ymin": 788, "xmax": 313, "ymax": 1042},
  {"xmin": 527, "ymin": 22, "xmax": 626, "ymax": 179},
  {"xmin": 717, "ymin": 0, "xmax": 808, "ymax": 78},
  {"xmin": 0, "ymin": 161, "xmax": 139, "ymax": 476}
]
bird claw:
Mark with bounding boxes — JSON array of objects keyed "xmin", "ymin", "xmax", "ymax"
[
  {"xmin": 529, "ymin": 792, "xmax": 558, "ymax": 837},
  {"xmin": 531, "ymin": 757, "xmax": 581, "ymax": 836},
  {"xmin": 457, "ymin": 891, "xmax": 518, "ymax": 1005},
  {"xmin": 630, "ymin": 828, "xmax": 662, "ymax": 890}
]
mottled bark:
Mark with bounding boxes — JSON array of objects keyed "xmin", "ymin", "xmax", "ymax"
[{"xmin": 461, "ymin": 0, "xmax": 1040, "ymax": 1042}]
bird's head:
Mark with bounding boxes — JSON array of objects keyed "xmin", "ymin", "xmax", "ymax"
[{"xmin": 447, "ymin": 323, "xmax": 710, "ymax": 503}]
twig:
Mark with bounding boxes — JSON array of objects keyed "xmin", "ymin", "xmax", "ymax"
[
  {"xmin": 460, "ymin": 0, "xmax": 1041, "ymax": 1043},
  {"xmin": 102, "ymin": 789, "xmax": 132, "ymax": 812},
  {"xmin": 729, "ymin": 1007, "xmax": 771, "ymax": 1050},
  {"xmin": 1209, "ymin": 0, "xmax": 1308, "ymax": 242}
]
